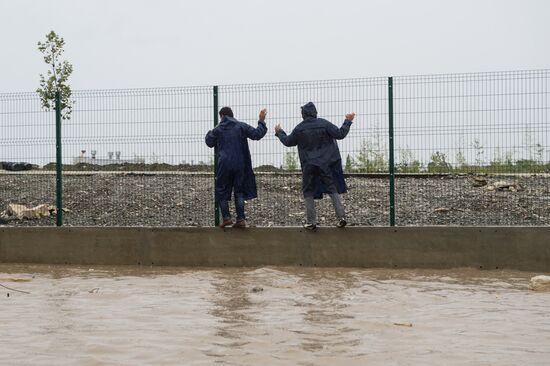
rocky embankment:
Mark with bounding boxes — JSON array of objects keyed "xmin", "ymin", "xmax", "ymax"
[{"xmin": 0, "ymin": 173, "xmax": 548, "ymax": 227}]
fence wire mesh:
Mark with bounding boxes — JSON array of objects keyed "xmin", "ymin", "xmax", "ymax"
[
  {"xmin": 393, "ymin": 70, "xmax": 549, "ymax": 225},
  {"xmin": 0, "ymin": 70, "xmax": 548, "ymax": 226},
  {"xmin": 62, "ymin": 87, "xmax": 214, "ymax": 226},
  {"xmin": 0, "ymin": 92, "xmax": 56, "ymax": 225},
  {"xmin": 218, "ymin": 77, "xmax": 389, "ymax": 226}
]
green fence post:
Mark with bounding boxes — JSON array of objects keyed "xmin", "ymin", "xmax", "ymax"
[
  {"xmin": 55, "ymin": 91, "xmax": 63, "ymax": 227},
  {"xmin": 213, "ymin": 86, "xmax": 220, "ymax": 226},
  {"xmin": 388, "ymin": 77, "xmax": 396, "ymax": 226}
]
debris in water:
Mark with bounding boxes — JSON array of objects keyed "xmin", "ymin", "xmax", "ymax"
[
  {"xmin": 393, "ymin": 322, "xmax": 413, "ymax": 327},
  {"xmin": 0, "ymin": 277, "xmax": 32, "ymax": 282},
  {"xmin": 251, "ymin": 286, "xmax": 264, "ymax": 293},
  {"xmin": 529, "ymin": 275, "xmax": 550, "ymax": 291},
  {"xmin": 0, "ymin": 283, "xmax": 30, "ymax": 294}
]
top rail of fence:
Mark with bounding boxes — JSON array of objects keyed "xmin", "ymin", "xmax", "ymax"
[{"xmin": 1, "ymin": 69, "xmax": 547, "ymax": 97}]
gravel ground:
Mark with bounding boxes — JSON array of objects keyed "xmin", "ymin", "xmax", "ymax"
[{"xmin": 0, "ymin": 173, "xmax": 549, "ymax": 227}]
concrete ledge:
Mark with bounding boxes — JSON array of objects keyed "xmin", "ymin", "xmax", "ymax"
[{"xmin": 1, "ymin": 227, "xmax": 549, "ymax": 271}]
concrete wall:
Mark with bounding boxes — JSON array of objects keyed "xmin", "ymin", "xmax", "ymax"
[{"xmin": 1, "ymin": 227, "xmax": 549, "ymax": 271}]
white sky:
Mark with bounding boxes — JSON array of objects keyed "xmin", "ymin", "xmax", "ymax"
[{"xmin": 0, "ymin": 0, "xmax": 549, "ymax": 92}]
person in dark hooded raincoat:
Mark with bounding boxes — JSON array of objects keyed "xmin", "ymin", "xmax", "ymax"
[
  {"xmin": 206, "ymin": 107, "xmax": 268, "ymax": 228},
  {"xmin": 275, "ymin": 102, "xmax": 355, "ymax": 229}
]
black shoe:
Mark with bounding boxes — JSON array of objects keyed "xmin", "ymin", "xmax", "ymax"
[
  {"xmin": 337, "ymin": 219, "xmax": 347, "ymax": 228},
  {"xmin": 303, "ymin": 223, "xmax": 317, "ymax": 230}
]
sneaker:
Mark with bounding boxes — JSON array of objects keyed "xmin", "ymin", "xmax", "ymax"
[
  {"xmin": 337, "ymin": 219, "xmax": 347, "ymax": 228},
  {"xmin": 303, "ymin": 223, "xmax": 317, "ymax": 230},
  {"xmin": 233, "ymin": 219, "xmax": 247, "ymax": 228},
  {"xmin": 219, "ymin": 218, "xmax": 233, "ymax": 228}
]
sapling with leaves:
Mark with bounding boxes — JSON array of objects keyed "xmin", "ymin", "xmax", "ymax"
[{"xmin": 36, "ymin": 31, "xmax": 74, "ymax": 120}]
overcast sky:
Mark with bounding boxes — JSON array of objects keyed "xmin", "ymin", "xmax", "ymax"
[{"xmin": 0, "ymin": 0, "xmax": 548, "ymax": 93}]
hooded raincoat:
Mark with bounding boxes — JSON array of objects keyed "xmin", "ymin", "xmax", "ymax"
[
  {"xmin": 275, "ymin": 102, "xmax": 352, "ymax": 198},
  {"xmin": 205, "ymin": 116, "xmax": 267, "ymax": 202}
]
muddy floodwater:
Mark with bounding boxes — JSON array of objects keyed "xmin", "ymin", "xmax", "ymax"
[{"xmin": 1, "ymin": 265, "xmax": 549, "ymax": 365}]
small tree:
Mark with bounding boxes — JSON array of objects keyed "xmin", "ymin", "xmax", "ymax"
[
  {"xmin": 356, "ymin": 138, "xmax": 386, "ymax": 173},
  {"xmin": 427, "ymin": 151, "xmax": 452, "ymax": 173},
  {"xmin": 534, "ymin": 143, "xmax": 544, "ymax": 165},
  {"xmin": 471, "ymin": 139, "xmax": 484, "ymax": 167},
  {"xmin": 490, "ymin": 149, "xmax": 515, "ymax": 173},
  {"xmin": 396, "ymin": 148, "xmax": 421, "ymax": 173},
  {"xmin": 455, "ymin": 136, "xmax": 467, "ymax": 171},
  {"xmin": 283, "ymin": 151, "xmax": 298, "ymax": 171},
  {"xmin": 344, "ymin": 154, "xmax": 355, "ymax": 173},
  {"xmin": 455, "ymin": 150, "xmax": 467, "ymax": 172},
  {"xmin": 37, "ymin": 31, "xmax": 74, "ymax": 120}
]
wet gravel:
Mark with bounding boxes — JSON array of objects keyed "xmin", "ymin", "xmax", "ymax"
[{"xmin": 0, "ymin": 173, "xmax": 549, "ymax": 227}]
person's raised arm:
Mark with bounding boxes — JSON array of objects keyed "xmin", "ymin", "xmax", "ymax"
[
  {"xmin": 205, "ymin": 128, "xmax": 217, "ymax": 147},
  {"xmin": 245, "ymin": 108, "xmax": 268, "ymax": 140},
  {"xmin": 275, "ymin": 124, "xmax": 298, "ymax": 147},
  {"xmin": 326, "ymin": 112, "xmax": 356, "ymax": 140}
]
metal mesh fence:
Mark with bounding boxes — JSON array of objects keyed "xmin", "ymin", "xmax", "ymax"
[
  {"xmin": 218, "ymin": 77, "xmax": 389, "ymax": 226},
  {"xmin": 0, "ymin": 70, "xmax": 548, "ymax": 227},
  {"xmin": 62, "ymin": 87, "xmax": 214, "ymax": 226},
  {"xmin": 393, "ymin": 70, "xmax": 549, "ymax": 225},
  {"xmin": 0, "ymin": 92, "xmax": 56, "ymax": 226}
]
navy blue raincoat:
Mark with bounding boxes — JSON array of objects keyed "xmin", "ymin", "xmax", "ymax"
[
  {"xmin": 275, "ymin": 102, "xmax": 352, "ymax": 199},
  {"xmin": 205, "ymin": 116, "xmax": 267, "ymax": 202}
]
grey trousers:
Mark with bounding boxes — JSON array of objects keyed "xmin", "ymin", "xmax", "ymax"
[{"xmin": 305, "ymin": 194, "xmax": 345, "ymax": 224}]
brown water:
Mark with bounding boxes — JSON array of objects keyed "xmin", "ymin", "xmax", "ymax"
[{"xmin": 1, "ymin": 265, "xmax": 549, "ymax": 366}]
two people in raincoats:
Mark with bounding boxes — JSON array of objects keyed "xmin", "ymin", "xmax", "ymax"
[
  {"xmin": 275, "ymin": 102, "xmax": 355, "ymax": 229},
  {"xmin": 205, "ymin": 107, "xmax": 267, "ymax": 228},
  {"xmin": 205, "ymin": 102, "xmax": 354, "ymax": 229}
]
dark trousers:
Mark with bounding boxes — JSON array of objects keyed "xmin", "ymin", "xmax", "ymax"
[{"xmin": 219, "ymin": 193, "xmax": 245, "ymax": 221}]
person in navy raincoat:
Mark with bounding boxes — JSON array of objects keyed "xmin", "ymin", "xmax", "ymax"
[
  {"xmin": 205, "ymin": 107, "xmax": 268, "ymax": 228},
  {"xmin": 275, "ymin": 102, "xmax": 355, "ymax": 229}
]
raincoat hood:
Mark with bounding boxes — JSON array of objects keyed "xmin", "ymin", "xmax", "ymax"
[{"xmin": 301, "ymin": 102, "xmax": 318, "ymax": 119}]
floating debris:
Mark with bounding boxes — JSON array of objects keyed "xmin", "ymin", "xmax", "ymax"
[
  {"xmin": 0, "ymin": 277, "xmax": 32, "ymax": 282},
  {"xmin": 529, "ymin": 275, "xmax": 550, "ymax": 291},
  {"xmin": 0, "ymin": 283, "xmax": 30, "ymax": 294}
]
